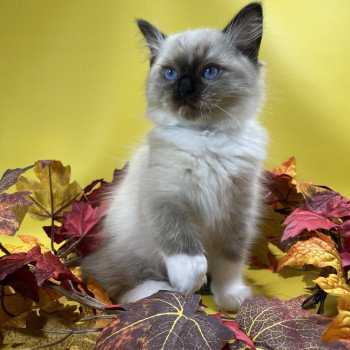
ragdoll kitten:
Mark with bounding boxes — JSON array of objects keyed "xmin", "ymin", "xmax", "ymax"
[{"xmin": 82, "ymin": 2, "xmax": 268, "ymax": 310}]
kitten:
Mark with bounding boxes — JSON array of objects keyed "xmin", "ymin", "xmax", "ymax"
[{"xmin": 82, "ymin": 2, "xmax": 268, "ymax": 310}]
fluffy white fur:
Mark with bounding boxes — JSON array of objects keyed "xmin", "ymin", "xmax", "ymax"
[{"xmin": 82, "ymin": 3, "xmax": 268, "ymax": 310}]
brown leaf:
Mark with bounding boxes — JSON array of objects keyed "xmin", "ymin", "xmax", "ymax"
[
  {"xmin": 235, "ymin": 296, "xmax": 349, "ymax": 349},
  {"xmin": 0, "ymin": 192, "xmax": 32, "ymax": 235},
  {"xmin": 95, "ymin": 291, "xmax": 233, "ymax": 350}
]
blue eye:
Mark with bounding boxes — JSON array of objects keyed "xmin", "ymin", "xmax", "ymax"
[
  {"xmin": 202, "ymin": 66, "xmax": 220, "ymax": 80},
  {"xmin": 164, "ymin": 68, "xmax": 178, "ymax": 81}
]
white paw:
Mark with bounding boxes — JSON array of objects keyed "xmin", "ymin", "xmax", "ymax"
[
  {"xmin": 212, "ymin": 282, "xmax": 252, "ymax": 311},
  {"xmin": 164, "ymin": 254, "xmax": 207, "ymax": 293}
]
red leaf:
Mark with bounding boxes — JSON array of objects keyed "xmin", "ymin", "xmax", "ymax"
[
  {"xmin": 34, "ymin": 251, "xmax": 80, "ymax": 286},
  {"xmin": 42, "ymin": 224, "xmax": 66, "ymax": 243},
  {"xmin": 4, "ymin": 266, "xmax": 40, "ymax": 302},
  {"xmin": 282, "ymin": 208, "xmax": 339, "ymax": 241},
  {"xmin": 0, "ymin": 246, "xmax": 41, "ymax": 281},
  {"xmin": 211, "ymin": 313, "xmax": 255, "ymax": 349},
  {"xmin": 340, "ymin": 252, "xmax": 350, "ymax": 269},
  {"xmin": 95, "ymin": 291, "xmax": 232, "ymax": 350},
  {"xmin": 58, "ymin": 201, "xmax": 103, "ymax": 256},
  {"xmin": 103, "ymin": 304, "xmax": 127, "ymax": 311},
  {"xmin": 84, "ymin": 165, "xmax": 128, "ymax": 208},
  {"xmin": 235, "ymin": 296, "xmax": 348, "ymax": 349},
  {"xmin": 305, "ymin": 191, "xmax": 350, "ymax": 219},
  {"xmin": 342, "ymin": 221, "xmax": 350, "ymax": 253}
]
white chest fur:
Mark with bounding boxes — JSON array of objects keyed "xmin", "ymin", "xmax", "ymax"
[{"xmin": 147, "ymin": 122, "xmax": 267, "ymax": 228}]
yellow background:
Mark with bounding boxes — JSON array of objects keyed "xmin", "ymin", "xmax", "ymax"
[
  {"xmin": 0, "ymin": 0, "xmax": 346, "ymax": 317},
  {"xmin": 1, "ymin": 0, "xmax": 350, "ymax": 221}
]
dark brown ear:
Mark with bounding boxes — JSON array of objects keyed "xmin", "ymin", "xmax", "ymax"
[
  {"xmin": 223, "ymin": 2, "xmax": 263, "ymax": 63},
  {"xmin": 136, "ymin": 19, "xmax": 166, "ymax": 63}
]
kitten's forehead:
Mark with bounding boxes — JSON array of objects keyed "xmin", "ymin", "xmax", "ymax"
[{"xmin": 158, "ymin": 29, "xmax": 229, "ymax": 67}]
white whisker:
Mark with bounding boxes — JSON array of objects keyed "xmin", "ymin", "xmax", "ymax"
[{"xmin": 211, "ymin": 103, "xmax": 241, "ymax": 130}]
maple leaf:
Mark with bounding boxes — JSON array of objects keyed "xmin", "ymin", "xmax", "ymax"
[
  {"xmin": 57, "ymin": 200, "xmax": 103, "ymax": 257},
  {"xmin": 305, "ymin": 190, "xmax": 350, "ymax": 219},
  {"xmin": 0, "ymin": 166, "xmax": 34, "ymax": 235},
  {"xmin": 281, "ymin": 208, "xmax": 339, "ymax": 241},
  {"xmin": 278, "ymin": 233, "xmax": 350, "ymax": 296},
  {"xmin": 264, "ymin": 157, "xmax": 317, "ymax": 214},
  {"xmin": 34, "ymin": 250, "xmax": 80, "ymax": 286},
  {"xmin": 95, "ymin": 291, "xmax": 233, "ymax": 350},
  {"xmin": 16, "ymin": 160, "xmax": 82, "ymax": 221},
  {"xmin": 3, "ymin": 266, "xmax": 40, "ymax": 302},
  {"xmin": 271, "ymin": 157, "xmax": 297, "ymax": 178},
  {"xmin": 0, "ymin": 245, "xmax": 41, "ymax": 282},
  {"xmin": 84, "ymin": 165, "xmax": 128, "ymax": 208},
  {"xmin": 235, "ymin": 296, "xmax": 349, "ymax": 349},
  {"xmin": 322, "ymin": 294, "xmax": 350, "ymax": 342},
  {"xmin": 0, "ymin": 246, "xmax": 80, "ymax": 301}
]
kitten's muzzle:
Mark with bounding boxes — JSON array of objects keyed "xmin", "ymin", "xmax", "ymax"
[{"xmin": 176, "ymin": 76, "xmax": 196, "ymax": 101}]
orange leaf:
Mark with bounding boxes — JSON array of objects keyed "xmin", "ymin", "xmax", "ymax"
[
  {"xmin": 322, "ymin": 294, "xmax": 350, "ymax": 342},
  {"xmin": 278, "ymin": 232, "xmax": 350, "ymax": 296},
  {"xmin": 278, "ymin": 233, "xmax": 342, "ymax": 273},
  {"xmin": 272, "ymin": 157, "xmax": 296, "ymax": 178},
  {"xmin": 87, "ymin": 277, "xmax": 112, "ymax": 305}
]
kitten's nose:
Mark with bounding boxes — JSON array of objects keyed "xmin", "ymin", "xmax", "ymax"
[{"xmin": 176, "ymin": 76, "xmax": 195, "ymax": 100}]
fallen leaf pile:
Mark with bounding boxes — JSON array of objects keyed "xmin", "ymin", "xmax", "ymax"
[{"xmin": 0, "ymin": 157, "xmax": 349, "ymax": 349}]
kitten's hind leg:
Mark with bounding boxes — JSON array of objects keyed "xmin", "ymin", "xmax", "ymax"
[
  {"xmin": 209, "ymin": 256, "xmax": 252, "ymax": 311},
  {"xmin": 119, "ymin": 280, "xmax": 173, "ymax": 304}
]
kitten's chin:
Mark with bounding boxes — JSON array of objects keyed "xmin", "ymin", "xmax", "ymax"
[{"xmin": 177, "ymin": 104, "xmax": 200, "ymax": 120}]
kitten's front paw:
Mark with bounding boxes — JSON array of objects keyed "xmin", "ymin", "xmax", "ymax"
[
  {"xmin": 212, "ymin": 282, "xmax": 252, "ymax": 311},
  {"xmin": 165, "ymin": 254, "xmax": 207, "ymax": 293}
]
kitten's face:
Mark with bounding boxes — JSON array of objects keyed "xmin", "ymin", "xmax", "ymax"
[{"xmin": 138, "ymin": 3, "xmax": 264, "ymax": 128}]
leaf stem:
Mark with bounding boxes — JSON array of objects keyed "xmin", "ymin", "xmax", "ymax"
[
  {"xmin": 79, "ymin": 314, "xmax": 116, "ymax": 322},
  {"xmin": 29, "ymin": 331, "xmax": 74, "ymax": 350},
  {"xmin": 41, "ymin": 327, "xmax": 103, "ymax": 334},
  {"xmin": 44, "ymin": 282, "xmax": 120, "ymax": 313},
  {"xmin": 0, "ymin": 243, "xmax": 11, "ymax": 255},
  {"xmin": 0, "ymin": 287, "xmax": 16, "ymax": 317},
  {"xmin": 48, "ymin": 164, "xmax": 57, "ymax": 255},
  {"xmin": 58, "ymin": 233, "xmax": 87, "ymax": 259}
]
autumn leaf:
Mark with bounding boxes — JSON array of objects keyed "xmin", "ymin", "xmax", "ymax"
[
  {"xmin": 0, "ymin": 245, "xmax": 80, "ymax": 301},
  {"xmin": 83, "ymin": 165, "xmax": 128, "ymax": 208},
  {"xmin": 322, "ymin": 294, "xmax": 350, "ymax": 342},
  {"xmin": 281, "ymin": 208, "xmax": 339, "ymax": 241},
  {"xmin": 34, "ymin": 250, "xmax": 80, "ymax": 286},
  {"xmin": 3, "ymin": 266, "xmax": 40, "ymax": 302},
  {"xmin": 305, "ymin": 191, "xmax": 350, "ymax": 219},
  {"xmin": 1, "ymin": 301, "xmax": 99, "ymax": 350},
  {"xmin": 212, "ymin": 313, "xmax": 255, "ymax": 349},
  {"xmin": 0, "ymin": 166, "xmax": 34, "ymax": 235},
  {"xmin": 86, "ymin": 277, "xmax": 112, "ymax": 305},
  {"xmin": 0, "ymin": 191, "xmax": 32, "ymax": 235},
  {"xmin": 235, "ymin": 296, "xmax": 349, "ymax": 349},
  {"xmin": 0, "ymin": 245, "xmax": 42, "ymax": 282},
  {"xmin": 0, "ymin": 165, "xmax": 34, "ymax": 193},
  {"xmin": 278, "ymin": 232, "xmax": 350, "ymax": 296},
  {"xmin": 271, "ymin": 157, "xmax": 297, "ymax": 178},
  {"xmin": 57, "ymin": 200, "xmax": 103, "ymax": 257},
  {"xmin": 264, "ymin": 157, "xmax": 317, "ymax": 214},
  {"xmin": 95, "ymin": 291, "xmax": 233, "ymax": 350},
  {"xmin": 16, "ymin": 160, "xmax": 82, "ymax": 221}
]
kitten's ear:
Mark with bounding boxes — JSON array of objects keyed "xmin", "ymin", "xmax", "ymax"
[
  {"xmin": 223, "ymin": 2, "xmax": 263, "ymax": 63},
  {"xmin": 137, "ymin": 19, "xmax": 166, "ymax": 63}
]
